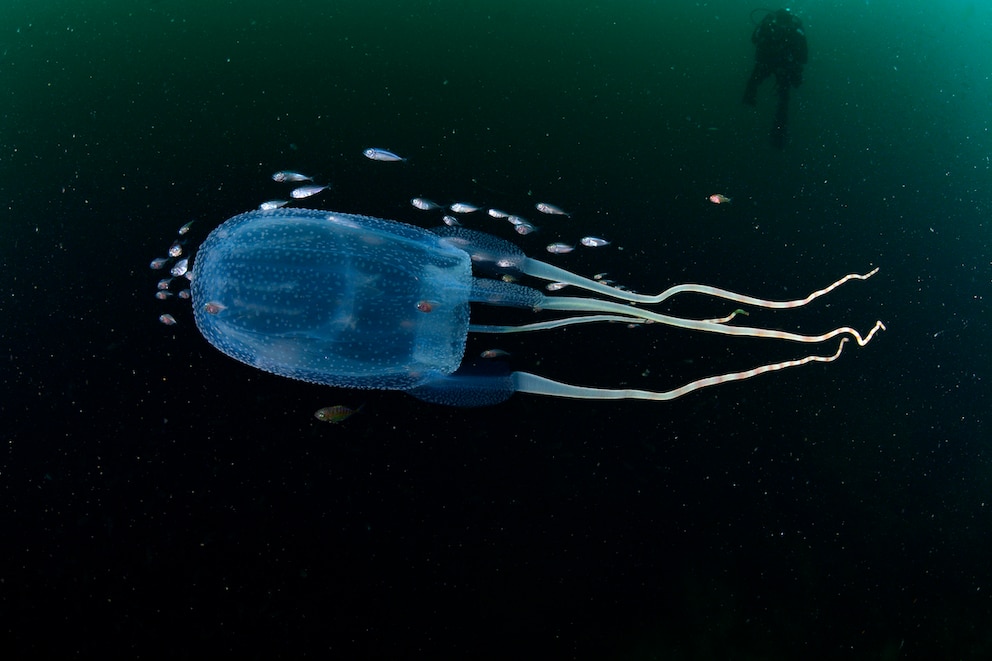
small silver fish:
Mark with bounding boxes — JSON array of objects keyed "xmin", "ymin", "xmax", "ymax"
[
  {"xmin": 363, "ymin": 147, "xmax": 407, "ymax": 162},
  {"xmin": 177, "ymin": 220, "xmax": 194, "ymax": 235},
  {"xmin": 168, "ymin": 240, "xmax": 183, "ymax": 257},
  {"xmin": 156, "ymin": 278, "xmax": 173, "ymax": 290},
  {"xmin": 488, "ymin": 208, "xmax": 510, "ymax": 219},
  {"xmin": 536, "ymin": 202, "xmax": 570, "ymax": 216},
  {"xmin": 546, "ymin": 243, "xmax": 574, "ymax": 254},
  {"xmin": 580, "ymin": 236, "xmax": 610, "ymax": 247},
  {"xmin": 149, "ymin": 257, "xmax": 170, "ymax": 270},
  {"xmin": 480, "ymin": 349, "xmax": 511, "ymax": 359},
  {"xmin": 442, "ymin": 215, "xmax": 461, "ymax": 227},
  {"xmin": 290, "ymin": 184, "xmax": 329, "ymax": 199},
  {"xmin": 506, "ymin": 215, "xmax": 528, "ymax": 226},
  {"xmin": 170, "ymin": 257, "xmax": 189, "ymax": 277},
  {"xmin": 546, "ymin": 282, "xmax": 569, "ymax": 291},
  {"xmin": 450, "ymin": 202, "xmax": 481, "ymax": 213},
  {"xmin": 514, "ymin": 222, "xmax": 537, "ymax": 235},
  {"xmin": 158, "ymin": 314, "xmax": 177, "ymax": 326},
  {"xmin": 259, "ymin": 199, "xmax": 288, "ymax": 211},
  {"xmin": 272, "ymin": 171, "xmax": 313, "ymax": 182},
  {"xmin": 177, "ymin": 289, "xmax": 191, "ymax": 300},
  {"xmin": 411, "ymin": 197, "xmax": 441, "ymax": 211},
  {"xmin": 155, "ymin": 291, "xmax": 173, "ymax": 300}
]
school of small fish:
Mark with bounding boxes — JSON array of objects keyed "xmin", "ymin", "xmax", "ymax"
[
  {"xmin": 404, "ymin": 188, "xmax": 614, "ymax": 258},
  {"xmin": 150, "ymin": 220, "xmax": 198, "ymax": 325}
]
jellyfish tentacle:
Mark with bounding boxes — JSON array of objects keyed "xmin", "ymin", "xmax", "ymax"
[
  {"xmin": 537, "ymin": 295, "xmax": 884, "ymax": 346},
  {"xmin": 650, "ymin": 268, "xmax": 881, "ymax": 309},
  {"xmin": 704, "ymin": 308, "xmax": 749, "ymax": 324},
  {"xmin": 663, "ymin": 338, "xmax": 850, "ymax": 399},
  {"xmin": 512, "ymin": 338, "xmax": 855, "ymax": 402},
  {"xmin": 522, "ymin": 257, "xmax": 880, "ymax": 308},
  {"xmin": 470, "ymin": 315, "xmax": 649, "ymax": 333}
]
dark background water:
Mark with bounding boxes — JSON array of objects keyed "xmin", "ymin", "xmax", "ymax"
[{"xmin": 1, "ymin": 0, "xmax": 990, "ymax": 658}]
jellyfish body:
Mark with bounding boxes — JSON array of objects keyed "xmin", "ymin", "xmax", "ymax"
[{"xmin": 191, "ymin": 209, "xmax": 884, "ymax": 406}]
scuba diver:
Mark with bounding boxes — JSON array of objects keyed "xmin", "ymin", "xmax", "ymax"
[{"xmin": 743, "ymin": 8, "xmax": 808, "ymax": 149}]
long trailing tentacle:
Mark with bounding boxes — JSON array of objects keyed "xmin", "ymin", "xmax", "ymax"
[
  {"xmin": 520, "ymin": 256, "xmax": 880, "ymax": 309},
  {"xmin": 647, "ymin": 268, "xmax": 880, "ymax": 309},
  {"xmin": 513, "ymin": 338, "xmax": 862, "ymax": 402}
]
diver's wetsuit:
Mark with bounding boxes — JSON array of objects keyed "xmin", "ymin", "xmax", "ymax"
[{"xmin": 743, "ymin": 9, "xmax": 808, "ymax": 148}]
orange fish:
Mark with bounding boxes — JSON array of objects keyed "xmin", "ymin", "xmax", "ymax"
[
  {"xmin": 314, "ymin": 405, "xmax": 361, "ymax": 423},
  {"xmin": 708, "ymin": 193, "xmax": 732, "ymax": 205}
]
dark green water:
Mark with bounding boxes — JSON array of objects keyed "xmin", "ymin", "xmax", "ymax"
[{"xmin": 1, "ymin": 1, "xmax": 990, "ymax": 658}]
